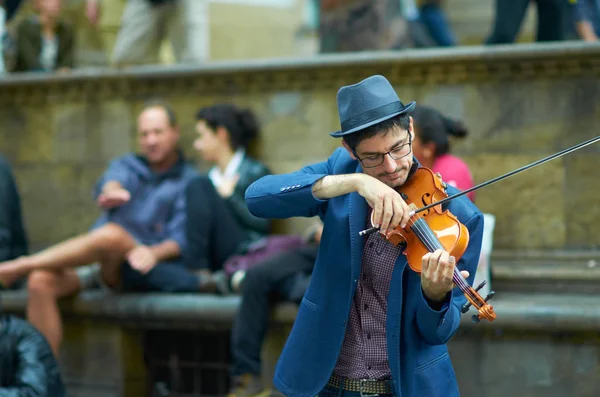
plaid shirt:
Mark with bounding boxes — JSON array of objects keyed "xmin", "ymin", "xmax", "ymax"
[{"xmin": 333, "ymin": 209, "xmax": 404, "ymax": 380}]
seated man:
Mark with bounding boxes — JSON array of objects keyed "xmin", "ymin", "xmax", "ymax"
[
  {"xmin": 0, "ymin": 309, "xmax": 66, "ymax": 396},
  {"xmin": 228, "ymin": 223, "xmax": 322, "ymax": 397},
  {"xmin": 0, "ymin": 100, "xmax": 202, "ymax": 357}
]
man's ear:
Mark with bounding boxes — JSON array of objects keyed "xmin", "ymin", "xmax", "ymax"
[
  {"xmin": 216, "ymin": 126, "xmax": 229, "ymax": 143},
  {"xmin": 341, "ymin": 140, "xmax": 358, "ymax": 160},
  {"xmin": 409, "ymin": 116, "xmax": 415, "ymax": 141},
  {"xmin": 171, "ymin": 125, "xmax": 181, "ymax": 141}
]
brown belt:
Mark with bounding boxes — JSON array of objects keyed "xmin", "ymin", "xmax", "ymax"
[{"xmin": 327, "ymin": 373, "xmax": 394, "ymax": 396}]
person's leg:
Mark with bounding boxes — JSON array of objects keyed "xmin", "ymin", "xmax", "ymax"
[
  {"xmin": 185, "ymin": 176, "xmax": 249, "ymax": 272},
  {"xmin": 168, "ymin": 0, "xmax": 209, "ymax": 63},
  {"xmin": 0, "ymin": 223, "xmax": 137, "ymax": 288},
  {"xmin": 536, "ymin": 0, "xmax": 567, "ymax": 42},
  {"xmin": 229, "ymin": 246, "xmax": 318, "ymax": 397},
  {"xmin": 110, "ymin": 0, "xmax": 165, "ymax": 66},
  {"xmin": 485, "ymin": 0, "xmax": 531, "ymax": 44},
  {"xmin": 418, "ymin": 3, "xmax": 457, "ymax": 46},
  {"xmin": 121, "ymin": 260, "xmax": 207, "ymax": 293},
  {"xmin": 26, "ymin": 268, "xmax": 82, "ymax": 357}
]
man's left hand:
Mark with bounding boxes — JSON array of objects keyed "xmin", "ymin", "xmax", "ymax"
[
  {"xmin": 421, "ymin": 249, "xmax": 469, "ymax": 302},
  {"xmin": 127, "ymin": 245, "xmax": 158, "ymax": 274}
]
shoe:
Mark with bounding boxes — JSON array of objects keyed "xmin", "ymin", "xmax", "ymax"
[
  {"xmin": 227, "ymin": 374, "xmax": 273, "ymax": 397},
  {"xmin": 194, "ymin": 270, "xmax": 217, "ymax": 293},
  {"xmin": 212, "ymin": 270, "xmax": 232, "ymax": 295}
]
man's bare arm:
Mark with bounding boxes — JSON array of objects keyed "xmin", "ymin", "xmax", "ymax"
[
  {"xmin": 311, "ymin": 174, "xmax": 366, "ymax": 199},
  {"xmin": 149, "ymin": 240, "xmax": 181, "ymax": 262}
]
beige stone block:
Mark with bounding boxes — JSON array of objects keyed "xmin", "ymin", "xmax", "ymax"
[
  {"xmin": 88, "ymin": 101, "xmax": 135, "ymax": 162},
  {"xmin": 466, "ymin": 154, "xmax": 566, "ymax": 250},
  {"xmin": 14, "ymin": 165, "xmax": 102, "ymax": 249},
  {"xmin": 60, "ymin": 318, "xmax": 146, "ymax": 397},
  {"xmin": 209, "ymin": 2, "xmax": 303, "ymax": 60},
  {"xmin": 259, "ymin": 91, "xmax": 340, "ymax": 164},
  {"xmin": 452, "ymin": 80, "xmax": 599, "ymax": 154},
  {"xmin": 53, "ymin": 104, "xmax": 88, "ymax": 163},
  {"xmin": 563, "ymin": 154, "xmax": 600, "ymax": 248},
  {"xmin": 18, "ymin": 106, "xmax": 55, "ymax": 164}
]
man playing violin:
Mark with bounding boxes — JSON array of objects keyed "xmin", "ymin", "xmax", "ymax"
[{"xmin": 245, "ymin": 75, "xmax": 484, "ymax": 397}]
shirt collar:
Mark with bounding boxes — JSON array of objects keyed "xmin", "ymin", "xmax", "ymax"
[{"xmin": 208, "ymin": 148, "xmax": 245, "ymax": 188}]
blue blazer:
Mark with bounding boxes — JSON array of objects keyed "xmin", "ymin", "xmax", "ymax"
[{"xmin": 245, "ymin": 148, "xmax": 484, "ymax": 397}]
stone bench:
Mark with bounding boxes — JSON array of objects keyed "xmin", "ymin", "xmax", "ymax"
[
  {"xmin": 3, "ymin": 287, "xmax": 600, "ymax": 333},
  {"xmin": 3, "ymin": 264, "xmax": 600, "ymax": 397}
]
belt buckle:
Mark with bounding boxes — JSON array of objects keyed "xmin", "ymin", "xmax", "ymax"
[{"xmin": 359, "ymin": 379, "xmax": 380, "ymax": 397}]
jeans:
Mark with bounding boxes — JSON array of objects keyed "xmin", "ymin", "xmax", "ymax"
[
  {"xmin": 120, "ymin": 260, "xmax": 200, "ymax": 292},
  {"xmin": 231, "ymin": 245, "xmax": 318, "ymax": 376},
  {"xmin": 485, "ymin": 0, "xmax": 567, "ymax": 44},
  {"xmin": 419, "ymin": 3, "xmax": 456, "ymax": 47}
]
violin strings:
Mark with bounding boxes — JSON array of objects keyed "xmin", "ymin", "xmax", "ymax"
[{"xmin": 409, "ymin": 216, "xmax": 481, "ymax": 305}]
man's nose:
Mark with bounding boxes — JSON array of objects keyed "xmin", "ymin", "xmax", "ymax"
[
  {"xmin": 145, "ymin": 135, "xmax": 158, "ymax": 145},
  {"xmin": 383, "ymin": 154, "xmax": 396, "ymax": 173}
]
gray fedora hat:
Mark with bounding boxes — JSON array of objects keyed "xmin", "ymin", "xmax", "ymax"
[{"xmin": 330, "ymin": 75, "xmax": 416, "ymax": 138}]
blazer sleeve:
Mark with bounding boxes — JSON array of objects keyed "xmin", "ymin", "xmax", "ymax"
[
  {"xmin": 56, "ymin": 23, "xmax": 75, "ymax": 69},
  {"xmin": 245, "ymin": 149, "xmax": 344, "ymax": 220},
  {"xmin": 414, "ymin": 211, "xmax": 484, "ymax": 345},
  {"xmin": 15, "ymin": 20, "xmax": 42, "ymax": 72},
  {"xmin": 226, "ymin": 161, "xmax": 272, "ymax": 235}
]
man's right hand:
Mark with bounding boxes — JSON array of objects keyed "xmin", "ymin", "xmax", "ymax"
[
  {"xmin": 356, "ymin": 174, "xmax": 411, "ymax": 233},
  {"xmin": 97, "ymin": 188, "xmax": 130, "ymax": 209}
]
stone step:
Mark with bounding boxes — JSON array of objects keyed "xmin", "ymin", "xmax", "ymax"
[{"xmin": 489, "ymin": 250, "xmax": 600, "ymax": 294}]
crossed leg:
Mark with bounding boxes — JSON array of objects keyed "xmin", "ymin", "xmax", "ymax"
[
  {"xmin": 0, "ymin": 223, "xmax": 138, "ymax": 357},
  {"xmin": 0, "ymin": 223, "xmax": 137, "ymax": 288}
]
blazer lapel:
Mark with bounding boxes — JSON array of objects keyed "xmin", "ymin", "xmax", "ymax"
[{"xmin": 348, "ymin": 162, "xmax": 367, "ymax": 279}]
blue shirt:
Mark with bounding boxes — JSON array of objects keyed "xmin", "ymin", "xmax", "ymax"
[{"xmin": 92, "ymin": 153, "xmax": 198, "ymax": 256}]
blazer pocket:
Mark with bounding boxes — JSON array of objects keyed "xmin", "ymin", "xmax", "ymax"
[
  {"xmin": 415, "ymin": 352, "xmax": 449, "ymax": 372},
  {"xmin": 301, "ymin": 297, "xmax": 318, "ymax": 311},
  {"xmin": 414, "ymin": 352, "xmax": 459, "ymax": 397}
]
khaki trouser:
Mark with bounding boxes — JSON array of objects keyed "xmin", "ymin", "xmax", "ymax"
[{"xmin": 111, "ymin": 0, "xmax": 209, "ymax": 66}]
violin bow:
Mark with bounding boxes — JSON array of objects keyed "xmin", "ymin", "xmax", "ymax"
[{"xmin": 359, "ymin": 135, "xmax": 600, "ymax": 237}]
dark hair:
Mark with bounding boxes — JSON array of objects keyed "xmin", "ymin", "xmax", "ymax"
[
  {"xmin": 342, "ymin": 113, "xmax": 411, "ymax": 151},
  {"xmin": 195, "ymin": 104, "xmax": 260, "ymax": 151},
  {"xmin": 141, "ymin": 99, "xmax": 178, "ymax": 127},
  {"xmin": 410, "ymin": 105, "xmax": 468, "ymax": 157}
]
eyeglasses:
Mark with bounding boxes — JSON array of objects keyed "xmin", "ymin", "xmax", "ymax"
[{"xmin": 353, "ymin": 137, "xmax": 412, "ymax": 168}]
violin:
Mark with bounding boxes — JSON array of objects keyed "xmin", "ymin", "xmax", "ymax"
[
  {"xmin": 371, "ymin": 167, "xmax": 496, "ymax": 323},
  {"xmin": 358, "ymin": 135, "xmax": 600, "ymax": 324}
]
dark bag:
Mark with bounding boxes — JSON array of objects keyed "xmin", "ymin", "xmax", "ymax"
[{"xmin": 223, "ymin": 235, "xmax": 308, "ymax": 277}]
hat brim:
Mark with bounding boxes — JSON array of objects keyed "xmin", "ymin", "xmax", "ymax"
[{"xmin": 329, "ymin": 101, "xmax": 416, "ymax": 138}]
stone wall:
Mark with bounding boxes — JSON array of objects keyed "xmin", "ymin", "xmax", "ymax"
[{"xmin": 1, "ymin": 42, "xmax": 599, "ymax": 252}]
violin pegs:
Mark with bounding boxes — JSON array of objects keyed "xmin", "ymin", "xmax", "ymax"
[
  {"xmin": 471, "ymin": 315, "xmax": 481, "ymax": 324},
  {"xmin": 461, "ymin": 302, "xmax": 471, "ymax": 314},
  {"xmin": 474, "ymin": 280, "xmax": 487, "ymax": 292},
  {"xmin": 484, "ymin": 291, "xmax": 496, "ymax": 302}
]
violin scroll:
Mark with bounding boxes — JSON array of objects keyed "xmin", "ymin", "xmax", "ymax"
[{"xmin": 460, "ymin": 280, "xmax": 496, "ymax": 323}]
